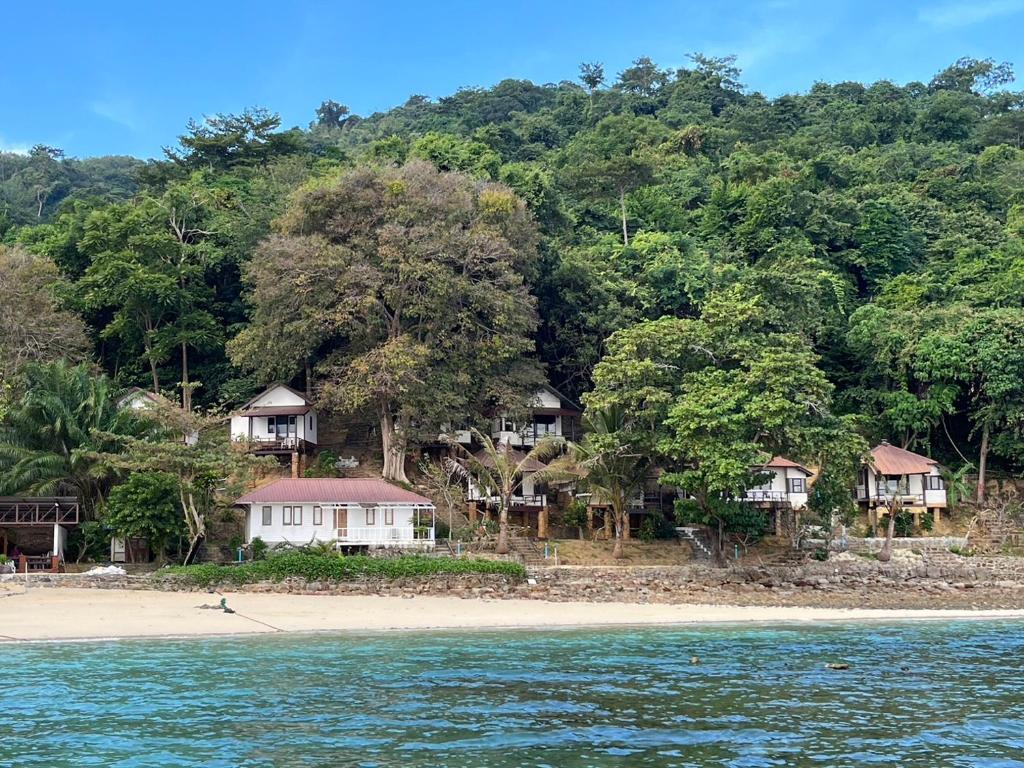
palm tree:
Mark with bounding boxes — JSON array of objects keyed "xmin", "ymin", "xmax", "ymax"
[
  {"xmin": 452, "ymin": 429, "xmax": 563, "ymax": 554},
  {"xmin": 0, "ymin": 361, "xmax": 154, "ymax": 514},
  {"xmin": 541, "ymin": 405, "xmax": 649, "ymax": 559}
]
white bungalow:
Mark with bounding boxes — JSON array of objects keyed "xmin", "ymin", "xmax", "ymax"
[
  {"xmin": 443, "ymin": 384, "xmax": 582, "ymax": 448},
  {"xmin": 744, "ymin": 457, "xmax": 813, "ymax": 509},
  {"xmin": 230, "ymin": 384, "xmax": 318, "ymax": 455},
  {"xmin": 235, "ymin": 478, "xmax": 435, "ymax": 549},
  {"xmin": 857, "ymin": 442, "xmax": 947, "ymax": 521}
]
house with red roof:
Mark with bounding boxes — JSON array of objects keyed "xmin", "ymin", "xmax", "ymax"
[
  {"xmin": 743, "ymin": 457, "xmax": 814, "ymax": 509},
  {"xmin": 235, "ymin": 478, "xmax": 436, "ymax": 549},
  {"xmin": 856, "ymin": 442, "xmax": 947, "ymax": 520}
]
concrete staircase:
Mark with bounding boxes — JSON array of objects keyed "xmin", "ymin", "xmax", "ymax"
[
  {"xmin": 676, "ymin": 527, "xmax": 713, "ymax": 560},
  {"xmin": 509, "ymin": 534, "xmax": 547, "ymax": 566}
]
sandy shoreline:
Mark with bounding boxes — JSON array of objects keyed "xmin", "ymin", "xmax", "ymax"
[{"xmin": 1, "ymin": 586, "xmax": 1023, "ymax": 642}]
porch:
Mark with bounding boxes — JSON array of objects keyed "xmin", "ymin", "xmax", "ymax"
[
  {"xmin": 335, "ymin": 526, "xmax": 436, "ymax": 548},
  {"xmin": 0, "ymin": 497, "xmax": 80, "ymax": 574}
]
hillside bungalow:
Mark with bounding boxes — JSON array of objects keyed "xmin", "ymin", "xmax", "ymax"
[
  {"xmin": 235, "ymin": 478, "xmax": 436, "ymax": 550},
  {"xmin": 443, "ymin": 384, "xmax": 583, "ymax": 448},
  {"xmin": 466, "ymin": 442, "xmax": 553, "ymax": 536},
  {"xmin": 230, "ymin": 384, "xmax": 318, "ymax": 458},
  {"xmin": 742, "ymin": 457, "xmax": 814, "ymax": 537},
  {"xmin": 856, "ymin": 442, "xmax": 947, "ymax": 524}
]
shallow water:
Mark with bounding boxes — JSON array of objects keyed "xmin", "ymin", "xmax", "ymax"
[{"xmin": 2, "ymin": 620, "xmax": 1023, "ymax": 767}]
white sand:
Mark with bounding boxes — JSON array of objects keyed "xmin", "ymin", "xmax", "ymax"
[{"xmin": 1, "ymin": 586, "xmax": 1023, "ymax": 642}]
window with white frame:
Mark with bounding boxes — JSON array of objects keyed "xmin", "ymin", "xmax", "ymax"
[
  {"xmin": 313, "ymin": 506, "xmax": 323, "ymax": 525},
  {"xmin": 261, "ymin": 506, "xmax": 272, "ymax": 526},
  {"xmin": 384, "ymin": 508, "xmax": 394, "ymax": 526},
  {"xmin": 366, "ymin": 507, "xmax": 376, "ymax": 525},
  {"xmin": 788, "ymin": 477, "xmax": 806, "ymax": 494},
  {"xmin": 926, "ymin": 475, "xmax": 945, "ymax": 491},
  {"xmin": 293, "ymin": 506, "xmax": 303, "ymax": 525},
  {"xmin": 282, "ymin": 506, "xmax": 292, "ymax": 525}
]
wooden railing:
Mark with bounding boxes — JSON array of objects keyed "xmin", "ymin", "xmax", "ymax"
[
  {"xmin": 744, "ymin": 490, "xmax": 789, "ymax": 502},
  {"xmin": 245, "ymin": 437, "xmax": 315, "ymax": 453},
  {"xmin": 335, "ymin": 527, "xmax": 435, "ymax": 545}
]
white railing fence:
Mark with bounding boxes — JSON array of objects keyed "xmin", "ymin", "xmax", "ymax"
[{"xmin": 335, "ymin": 527, "xmax": 435, "ymax": 545}]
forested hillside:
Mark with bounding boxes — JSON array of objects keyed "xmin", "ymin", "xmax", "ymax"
[{"xmin": 3, "ymin": 54, "xmax": 1023, "ymax": 490}]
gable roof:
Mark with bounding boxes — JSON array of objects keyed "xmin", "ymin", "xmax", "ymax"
[
  {"xmin": 869, "ymin": 442, "xmax": 938, "ymax": 475},
  {"xmin": 236, "ymin": 479, "xmax": 434, "ymax": 506},
  {"xmin": 240, "ymin": 383, "xmax": 312, "ymax": 411},
  {"xmin": 762, "ymin": 456, "xmax": 813, "ymax": 475},
  {"xmin": 540, "ymin": 382, "xmax": 583, "ymax": 414}
]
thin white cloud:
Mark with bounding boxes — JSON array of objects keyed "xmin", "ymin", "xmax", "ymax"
[
  {"xmin": 90, "ymin": 97, "xmax": 141, "ymax": 131},
  {"xmin": 0, "ymin": 136, "xmax": 29, "ymax": 155},
  {"xmin": 919, "ymin": 0, "xmax": 1024, "ymax": 28}
]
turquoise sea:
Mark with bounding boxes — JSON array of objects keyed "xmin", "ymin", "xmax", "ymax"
[{"xmin": 1, "ymin": 621, "xmax": 1023, "ymax": 767}]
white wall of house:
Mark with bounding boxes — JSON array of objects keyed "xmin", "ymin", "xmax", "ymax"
[
  {"xmin": 492, "ymin": 388, "xmax": 565, "ymax": 447},
  {"xmin": 747, "ymin": 468, "xmax": 810, "ymax": 508},
  {"xmin": 857, "ymin": 467, "xmax": 946, "ymax": 507},
  {"xmin": 245, "ymin": 502, "xmax": 430, "ymax": 546},
  {"xmin": 230, "ymin": 386, "xmax": 317, "ymax": 446}
]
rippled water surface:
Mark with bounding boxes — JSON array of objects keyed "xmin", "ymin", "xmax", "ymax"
[{"xmin": 2, "ymin": 621, "xmax": 1024, "ymax": 766}]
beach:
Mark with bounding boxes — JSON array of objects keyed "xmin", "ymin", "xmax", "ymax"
[{"xmin": 3, "ymin": 586, "xmax": 1024, "ymax": 642}]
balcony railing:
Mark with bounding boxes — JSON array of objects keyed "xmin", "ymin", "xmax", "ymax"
[
  {"xmin": 468, "ymin": 493, "xmax": 546, "ymax": 508},
  {"xmin": 335, "ymin": 527, "xmax": 434, "ymax": 545},
  {"xmin": 743, "ymin": 490, "xmax": 789, "ymax": 503},
  {"xmin": 242, "ymin": 437, "xmax": 315, "ymax": 453}
]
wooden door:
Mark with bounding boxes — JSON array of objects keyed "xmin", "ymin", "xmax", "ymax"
[{"xmin": 334, "ymin": 508, "xmax": 348, "ymax": 538}]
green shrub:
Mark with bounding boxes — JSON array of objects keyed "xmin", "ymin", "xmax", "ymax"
[
  {"xmin": 249, "ymin": 537, "xmax": 268, "ymax": 561},
  {"xmin": 948, "ymin": 545, "xmax": 975, "ymax": 557},
  {"xmin": 154, "ymin": 552, "xmax": 526, "ymax": 587}
]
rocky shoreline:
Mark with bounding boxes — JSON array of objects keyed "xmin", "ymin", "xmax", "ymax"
[{"xmin": 8, "ymin": 555, "xmax": 1024, "ymax": 611}]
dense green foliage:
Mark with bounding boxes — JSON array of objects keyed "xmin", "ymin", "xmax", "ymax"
[
  {"xmin": 156, "ymin": 552, "xmax": 526, "ymax": 587},
  {"xmin": 3, "ymin": 54, "xmax": 1023, "ymax": 494},
  {"xmin": 103, "ymin": 471, "xmax": 186, "ymax": 560}
]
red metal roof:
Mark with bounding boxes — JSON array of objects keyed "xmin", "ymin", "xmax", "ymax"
[
  {"xmin": 764, "ymin": 456, "xmax": 813, "ymax": 475},
  {"xmin": 236, "ymin": 479, "xmax": 434, "ymax": 505},
  {"xmin": 870, "ymin": 442, "xmax": 937, "ymax": 476},
  {"xmin": 239, "ymin": 405, "xmax": 313, "ymax": 417}
]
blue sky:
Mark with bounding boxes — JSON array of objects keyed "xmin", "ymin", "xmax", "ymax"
[{"xmin": 1, "ymin": 0, "xmax": 1021, "ymax": 158}]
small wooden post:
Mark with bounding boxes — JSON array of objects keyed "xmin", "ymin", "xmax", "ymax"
[
  {"xmin": 538, "ymin": 505, "xmax": 549, "ymax": 540},
  {"xmin": 18, "ymin": 554, "xmax": 27, "ymax": 574},
  {"xmin": 291, "ymin": 451, "xmax": 300, "ymax": 479}
]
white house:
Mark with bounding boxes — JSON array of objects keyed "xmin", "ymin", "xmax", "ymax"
[
  {"xmin": 857, "ymin": 442, "xmax": 947, "ymax": 519},
  {"xmin": 235, "ymin": 478, "xmax": 436, "ymax": 549},
  {"xmin": 491, "ymin": 384, "xmax": 582, "ymax": 447},
  {"xmin": 442, "ymin": 384, "xmax": 582, "ymax": 448},
  {"xmin": 230, "ymin": 384, "xmax": 318, "ymax": 454},
  {"xmin": 744, "ymin": 457, "xmax": 813, "ymax": 509}
]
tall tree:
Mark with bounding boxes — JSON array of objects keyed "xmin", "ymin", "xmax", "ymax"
[{"xmin": 233, "ymin": 161, "xmax": 542, "ymax": 482}]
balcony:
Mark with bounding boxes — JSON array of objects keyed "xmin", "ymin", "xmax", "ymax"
[
  {"xmin": 243, "ymin": 437, "xmax": 315, "ymax": 455},
  {"xmin": 743, "ymin": 490, "xmax": 790, "ymax": 504}
]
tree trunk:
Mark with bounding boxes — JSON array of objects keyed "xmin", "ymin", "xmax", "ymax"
[
  {"xmin": 181, "ymin": 342, "xmax": 191, "ymax": 412},
  {"xmin": 145, "ymin": 343, "xmax": 160, "ymax": 394},
  {"xmin": 878, "ymin": 503, "xmax": 897, "ymax": 562},
  {"xmin": 976, "ymin": 423, "xmax": 990, "ymax": 505},
  {"xmin": 612, "ymin": 502, "xmax": 624, "ymax": 559},
  {"xmin": 305, "ymin": 358, "xmax": 313, "ymax": 399},
  {"xmin": 619, "ymin": 188, "xmax": 629, "ymax": 246},
  {"xmin": 496, "ymin": 502, "xmax": 510, "ymax": 554},
  {"xmin": 181, "ymin": 487, "xmax": 206, "ymax": 566},
  {"xmin": 379, "ymin": 409, "xmax": 410, "ymax": 483}
]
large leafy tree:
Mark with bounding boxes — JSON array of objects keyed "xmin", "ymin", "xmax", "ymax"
[
  {"xmin": 232, "ymin": 161, "xmax": 542, "ymax": 482},
  {"xmin": 588, "ymin": 288, "xmax": 854, "ymax": 559}
]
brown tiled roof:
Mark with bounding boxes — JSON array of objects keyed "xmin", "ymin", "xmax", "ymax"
[
  {"xmin": 870, "ymin": 442, "xmax": 937, "ymax": 475},
  {"xmin": 236, "ymin": 479, "xmax": 433, "ymax": 505}
]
